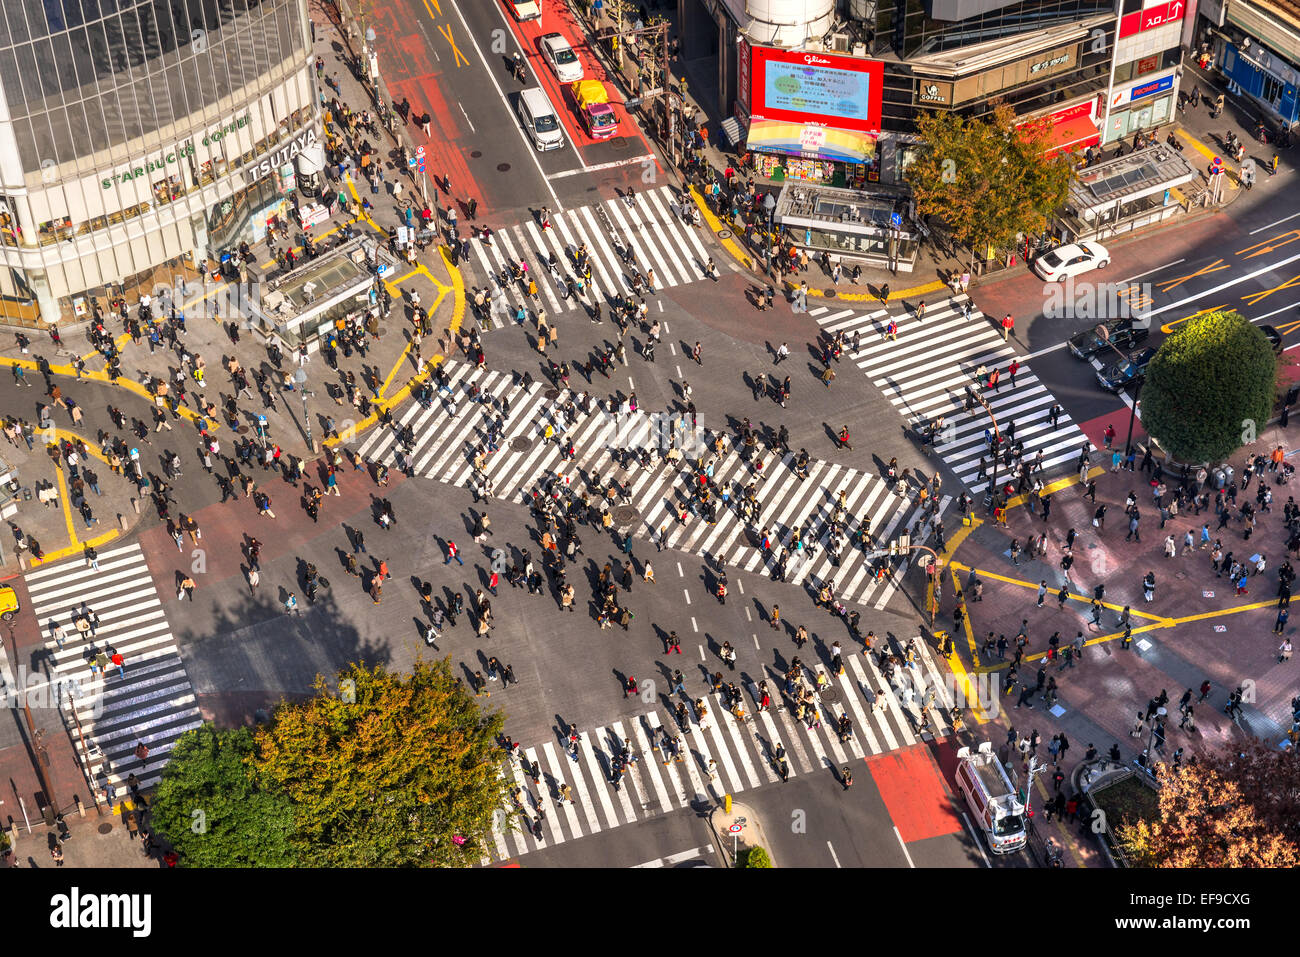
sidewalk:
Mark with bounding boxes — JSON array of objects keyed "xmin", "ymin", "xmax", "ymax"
[
  {"xmin": 944, "ymin": 423, "xmax": 1300, "ymax": 864},
  {"xmin": 0, "ymin": 3, "xmax": 464, "ymax": 469},
  {"xmin": 2, "ymin": 798, "xmax": 164, "ymax": 868}
]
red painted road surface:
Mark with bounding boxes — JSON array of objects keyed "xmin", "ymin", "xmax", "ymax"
[
  {"xmin": 500, "ymin": 0, "xmax": 654, "ymax": 159},
  {"xmin": 867, "ymin": 743, "xmax": 964, "ymax": 844}
]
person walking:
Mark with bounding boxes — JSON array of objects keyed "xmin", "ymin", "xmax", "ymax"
[
  {"xmin": 445, "ymin": 540, "xmax": 463, "ymax": 565},
  {"xmin": 841, "ymin": 766, "xmax": 854, "ymax": 790}
]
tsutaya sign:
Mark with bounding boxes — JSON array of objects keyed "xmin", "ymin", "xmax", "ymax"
[
  {"xmin": 244, "ymin": 129, "xmax": 319, "ymax": 185},
  {"xmin": 101, "ymin": 113, "xmax": 251, "ymax": 190}
]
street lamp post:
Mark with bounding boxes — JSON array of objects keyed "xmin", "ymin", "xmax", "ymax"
[
  {"xmin": 1123, "ymin": 376, "xmax": 1144, "ymax": 458},
  {"xmin": 1141, "ymin": 706, "xmax": 1168, "ymax": 775},
  {"xmin": 294, "ymin": 367, "xmax": 313, "ymax": 451}
]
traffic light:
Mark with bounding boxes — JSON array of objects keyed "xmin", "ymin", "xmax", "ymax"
[{"xmin": 889, "ymin": 540, "xmax": 898, "ymax": 557}]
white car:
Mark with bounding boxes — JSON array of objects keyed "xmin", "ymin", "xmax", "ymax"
[
  {"xmin": 540, "ymin": 32, "xmax": 584, "ymax": 84},
  {"xmin": 510, "ymin": 1, "xmax": 540, "ymax": 22},
  {"xmin": 1033, "ymin": 241, "xmax": 1110, "ymax": 282}
]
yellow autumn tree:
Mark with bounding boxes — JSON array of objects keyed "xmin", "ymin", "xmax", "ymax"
[
  {"xmin": 1115, "ymin": 741, "xmax": 1300, "ymax": 867},
  {"xmin": 255, "ymin": 658, "xmax": 509, "ymax": 867}
]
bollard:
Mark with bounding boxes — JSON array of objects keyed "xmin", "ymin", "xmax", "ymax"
[
  {"xmin": 117, "ymin": 512, "xmax": 128, "ymax": 530},
  {"xmin": 724, "ymin": 793, "xmax": 732, "ymax": 815},
  {"xmin": 17, "ymin": 554, "xmax": 25, "ymax": 571},
  {"xmin": 75, "ymin": 795, "xmax": 85, "ymax": 818},
  {"xmin": 131, "ymin": 497, "xmax": 140, "ymax": 514}
]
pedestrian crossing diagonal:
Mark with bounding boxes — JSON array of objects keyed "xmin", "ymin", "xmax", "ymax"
[
  {"xmin": 22, "ymin": 542, "xmax": 203, "ymax": 793},
  {"xmin": 483, "ymin": 639, "xmax": 958, "ymax": 862},
  {"xmin": 810, "ymin": 295, "xmax": 1092, "ymax": 493},
  {"xmin": 353, "ymin": 359, "xmax": 940, "ymax": 609},
  {"xmin": 466, "ymin": 186, "xmax": 711, "ymax": 328}
]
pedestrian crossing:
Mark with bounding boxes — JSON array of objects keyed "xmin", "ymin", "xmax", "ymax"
[
  {"xmin": 810, "ymin": 295, "xmax": 1091, "ymax": 492},
  {"xmin": 467, "ymin": 186, "xmax": 714, "ymax": 327},
  {"xmin": 353, "ymin": 359, "xmax": 946, "ymax": 609},
  {"xmin": 23, "ymin": 542, "xmax": 203, "ymax": 793},
  {"xmin": 484, "ymin": 637, "xmax": 956, "ymax": 862}
]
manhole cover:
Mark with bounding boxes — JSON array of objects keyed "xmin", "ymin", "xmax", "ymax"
[
  {"xmin": 824, "ymin": 289, "xmax": 837, "ymax": 298},
  {"xmin": 378, "ymin": 326, "xmax": 389, "ymax": 336},
  {"xmin": 470, "ymin": 150, "xmax": 483, "ymax": 158},
  {"xmin": 820, "ymin": 685, "xmax": 840, "ymax": 704},
  {"xmin": 612, "ymin": 505, "xmax": 639, "ymax": 525},
  {"xmin": 610, "ymin": 136, "xmax": 629, "ymax": 152},
  {"xmin": 237, "ymin": 425, "xmax": 249, "ymax": 434},
  {"xmin": 497, "ymin": 163, "xmax": 511, "ymax": 172},
  {"xmin": 718, "ymin": 229, "xmax": 732, "ymax": 240},
  {"xmin": 510, "ymin": 436, "xmax": 532, "ymax": 452},
  {"xmin": 544, "ymin": 388, "xmax": 561, "ymax": 400},
  {"xmin": 97, "ymin": 822, "xmax": 113, "ymax": 834}
]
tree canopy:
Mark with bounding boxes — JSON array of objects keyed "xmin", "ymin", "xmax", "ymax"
[
  {"xmin": 905, "ymin": 100, "xmax": 1072, "ymax": 258},
  {"xmin": 254, "ymin": 658, "xmax": 508, "ymax": 867},
  {"xmin": 1115, "ymin": 741, "xmax": 1300, "ymax": 867},
  {"xmin": 150, "ymin": 724, "xmax": 298, "ymax": 867},
  {"xmin": 1142, "ymin": 309, "xmax": 1277, "ymax": 463},
  {"xmin": 150, "ymin": 658, "xmax": 508, "ymax": 867}
]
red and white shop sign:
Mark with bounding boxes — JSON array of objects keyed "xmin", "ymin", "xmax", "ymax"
[{"xmin": 1118, "ymin": 0, "xmax": 1186, "ymax": 39}]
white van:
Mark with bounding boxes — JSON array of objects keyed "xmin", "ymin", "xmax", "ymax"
[
  {"xmin": 517, "ymin": 88, "xmax": 564, "ymax": 152},
  {"xmin": 955, "ymin": 742, "xmax": 1027, "ymax": 854}
]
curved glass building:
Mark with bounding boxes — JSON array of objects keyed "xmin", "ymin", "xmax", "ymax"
[{"xmin": 0, "ymin": 0, "xmax": 320, "ymax": 326}]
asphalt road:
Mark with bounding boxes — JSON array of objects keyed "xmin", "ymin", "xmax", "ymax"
[
  {"xmin": 375, "ymin": 0, "xmax": 656, "ymax": 223},
  {"xmin": 972, "ymin": 143, "xmax": 1300, "ymax": 442}
]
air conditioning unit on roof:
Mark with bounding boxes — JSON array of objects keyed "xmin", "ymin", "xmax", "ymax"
[{"xmin": 830, "ymin": 32, "xmax": 850, "ymax": 52}]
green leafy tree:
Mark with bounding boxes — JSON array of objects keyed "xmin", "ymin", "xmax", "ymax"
[
  {"xmin": 151, "ymin": 724, "xmax": 298, "ymax": 867},
  {"xmin": 905, "ymin": 101, "xmax": 1072, "ymax": 264},
  {"xmin": 1115, "ymin": 741, "xmax": 1300, "ymax": 867},
  {"xmin": 1142, "ymin": 309, "xmax": 1276, "ymax": 463},
  {"xmin": 739, "ymin": 846, "xmax": 773, "ymax": 868},
  {"xmin": 255, "ymin": 658, "xmax": 508, "ymax": 867}
]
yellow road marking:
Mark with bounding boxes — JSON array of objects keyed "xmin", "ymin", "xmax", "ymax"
[
  {"xmin": 436, "ymin": 24, "xmax": 469, "ymax": 68},
  {"xmin": 688, "ymin": 185, "xmax": 753, "ymax": 270},
  {"xmin": 1237, "ymin": 229, "xmax": 1300, "ymax": 259},
  {"xmin": 52, "ymin": 466, "xmax": 79, "ymax": 551},
  {"xmin": 48, "ymin": 428, "xmax": 113, "ymax": 466},
  {"xmin": 34, "ymin": 528, "xmax": 121, "ymax": 567},
  {"xmin": 1160, "ymin": 304, "xmax": 1227, "ymax": 335},
  {"xmin": 0, "ymin": 360, "xmax": 216, "ymax": 432},
  {"xmin": 948, "ymin": 561, "xmax": 1172, "ymax": 625},
  {"xmin": 1001, "ymin": 466, "xmax": 1103, "ymax": 511},
  {"xmin": 944, "ymin": 514, "xmax": 982, "ymax": 553},
  {"xmin": 949, "ymin": 565, "xmax": 978, "ymax": 658},
  {"xmin": 326, "ymin": 246, "xmax": 465, "ymax": 447},
  {"xmin": 1241, "ymin": 273, "xmax": 1300, "ymax": 308},
  {"xmin": 1174, "ymin": 128, "xmax": 1240, "ymax": 187},
  {"xmin": 379, "ymin": 284, "xmax": 449, "ymax": 399},
  {"xmin": 1155, "ymin": 258, "xmax": 1229, "ymax": 294}
]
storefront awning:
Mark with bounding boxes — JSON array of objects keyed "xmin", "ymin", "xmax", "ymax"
[
  {"xmin": 746, "ymin": 119, "xmax": 876, "ymax": 164},
  {"xmin": 1038, "ymin": 114, "xmax": 1101, "ymax": 157}
]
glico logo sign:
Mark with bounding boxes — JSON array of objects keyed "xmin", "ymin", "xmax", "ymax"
[{"xmin": 803, "ymin": 54, "xmax": 831, "ymax": 65}]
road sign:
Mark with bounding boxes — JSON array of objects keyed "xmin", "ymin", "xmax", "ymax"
[
  {"xmin": 417, "ymin": 145, "xmax": 426, "ymax": 156},
  {"xmin": 407, "ymin": 156, "xmax": 416, "ymax": 167},
  {"xmin": 890, "ymin": 212, "xmax": 903, "ymax": 228},
  {"xmin": 624, "ymin": 97, "xmax": 642, "ymax": 108},
  {"xmin": 728, "ymin": 823, "xmax": 743, "ymax": 833}
]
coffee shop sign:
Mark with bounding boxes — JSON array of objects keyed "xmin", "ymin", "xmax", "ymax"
[
  {"xmin": 101, "ymin": 114, "xmax": 250, "ymax": 189},
  {"xmin": 1029, "ymin": 52, "xmax": 1071, "ymax": 75}
]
